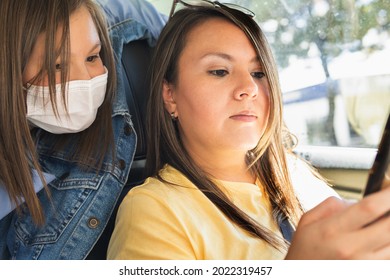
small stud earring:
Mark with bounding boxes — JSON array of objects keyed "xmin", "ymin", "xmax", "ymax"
[{"xmin": 170, "ymin": 112, "xmax": 177, "ymax": 121}]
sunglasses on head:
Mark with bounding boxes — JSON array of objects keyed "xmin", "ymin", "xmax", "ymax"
[{"xmin": 169, "ymin": 0, "xmax": 255, "ymax": 19}]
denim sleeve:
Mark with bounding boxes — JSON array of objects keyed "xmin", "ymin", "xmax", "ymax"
[
  {"xmin": 96, "ymin": 0, "xmax": 167, "ymax": 44},
  {"xmin": 0, "ymin": 171, "xmax": 56, "ymax": 220}
]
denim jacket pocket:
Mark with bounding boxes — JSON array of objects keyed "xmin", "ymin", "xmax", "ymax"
[{"xmin": 13, "ymin": 175, "xmax": 104, "ymax": 247}]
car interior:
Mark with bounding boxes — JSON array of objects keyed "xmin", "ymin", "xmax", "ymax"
[
  {"xmin": 85, "ymin": 37, "xmax": 385, "ymax": 260},
  {"xmin": 85, "ymin": 0, "xmax": 390, "ymax": 259}
]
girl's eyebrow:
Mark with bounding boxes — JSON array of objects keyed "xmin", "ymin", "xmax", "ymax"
[
  {"xmin": 70, "ymin": 43, "xmax": 101, "ymax": 56},
  {"xmin": 88, "ymin": 43, "xmax": 101, "ymax": 53},
  {"xmin": 201, "ymin": 52, "xmax": 233, "ymax": 61},
  {"xmin": 200, "ymin": 52, "xmax": 260, "ymax": 63}
]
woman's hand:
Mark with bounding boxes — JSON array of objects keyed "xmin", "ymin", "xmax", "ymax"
[{"xmin": 285, "ymin": 186, "xmax": 390, "ymax": 259}]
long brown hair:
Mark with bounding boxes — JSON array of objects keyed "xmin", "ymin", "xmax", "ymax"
[
  {"xmin": 0, "ymin": 0, "xmax": 116, "ymax": 225},
  {"xmin": 146, "ymin": 4, "xmax": 303, "ymax": 252}
]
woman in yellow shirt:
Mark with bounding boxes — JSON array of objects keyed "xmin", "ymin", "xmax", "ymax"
[{"xmin": 108, "ymin": 1, "xmax": 390, "ymax": 260}]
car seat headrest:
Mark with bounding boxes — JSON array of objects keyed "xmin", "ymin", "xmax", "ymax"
[{"xmin": 121, "ymin": 39, "xmax": 153, "ymax": 186}]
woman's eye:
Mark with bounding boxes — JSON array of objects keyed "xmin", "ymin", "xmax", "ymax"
[
  {"xmin": 252, "ymin": 71, "xmax": 265, "ymax": 79},
  {"xmin": 86, "ymin": 54, "xmax": 100, "ymax": 63},
  {"xmin": 209, "ymin": 69, "xmax": 228, "ymax": 77}
]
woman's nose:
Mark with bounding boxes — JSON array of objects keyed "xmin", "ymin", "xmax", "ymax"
[{"xmin": 233, "ymin": 74, "xmax": 258, "ymax": 100}]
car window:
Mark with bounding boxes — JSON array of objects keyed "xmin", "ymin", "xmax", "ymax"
[{"xmin": 246, "ymin": 0, "xmax": 389, "ymax": 150}]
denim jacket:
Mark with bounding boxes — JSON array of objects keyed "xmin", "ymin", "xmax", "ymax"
[{"xmin": 0, "ymin": 0, "xmax": 166, "ymax": 260}]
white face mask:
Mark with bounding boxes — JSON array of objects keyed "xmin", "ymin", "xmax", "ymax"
[{"xmin": 26, "ymin": 68, "xmax": 108, "ymax": 134}]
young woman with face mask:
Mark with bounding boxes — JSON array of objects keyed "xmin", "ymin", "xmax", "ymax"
[
  {"xmin": 0, "ymin": 0, "xmax": 120, "ymax": 260},
  {"xmin": 0, "ymin": 0, "xmax": 166, "ymax": 259},
  {"xmin": 107, "ymin": 1, "xmax": 390, "ymax": 260}
]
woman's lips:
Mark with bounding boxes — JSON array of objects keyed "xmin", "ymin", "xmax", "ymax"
[{"xmin": 229, "ymin": 111, "xmax": 258, "ymax": 122}]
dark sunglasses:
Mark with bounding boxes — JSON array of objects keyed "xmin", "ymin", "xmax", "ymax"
[{"xmin": 169, "ymin": 0, "xmax": 255, "ymax": 19}]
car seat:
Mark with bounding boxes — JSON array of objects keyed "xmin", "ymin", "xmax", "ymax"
[{"xmin": 86, "ymin": 39, "xmax": 153, "ymax": 259}]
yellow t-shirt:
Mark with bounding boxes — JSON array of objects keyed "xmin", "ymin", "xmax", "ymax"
[{"xmin": 107, "ymin": 158, "xmax": 338, "ymax": 260}]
